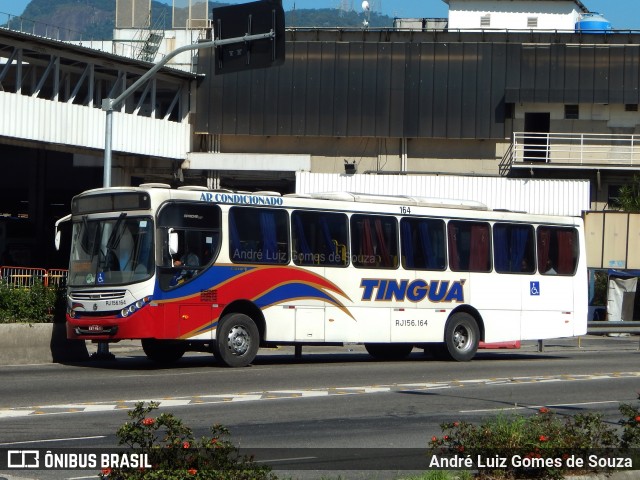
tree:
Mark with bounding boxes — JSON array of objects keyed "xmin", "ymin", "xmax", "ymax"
[{"xmin": 613, "ymin": 174, "xmax": 640, "ymax": 212}]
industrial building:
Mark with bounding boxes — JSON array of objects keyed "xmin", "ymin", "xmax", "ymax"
[{"xmin": 0, "ymin": 0, "xmax": 638, "ymax": 269}]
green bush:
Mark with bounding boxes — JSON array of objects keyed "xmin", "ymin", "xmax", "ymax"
[
  {"xmin": 100, "ymin": 402, "xmax": 276, "ymax": 480},
  {"xmin": 429, "ymin": 395, "xmax": 640, "ymax": 479},
  {"xmin": 0, "ymin": 279, "xmax": 63, "ymax": 323}
]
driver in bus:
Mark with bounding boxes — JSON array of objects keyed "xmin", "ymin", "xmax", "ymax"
[
  {"xmin": 173, "ymin": 250, "xmax": 199, "ymax": 267},
  {"xmin": 170, "ymin": 238, "xmax": 200, "ymax": 286}
]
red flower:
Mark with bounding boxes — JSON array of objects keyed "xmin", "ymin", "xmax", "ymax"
[
  {"xmin": 102, "ymin": 468, "xmax": 111, "ymax": 476},
  {"xmin": 444, "ymin": 435, "xmax": 449, "ymax": 440},
  {"xmin": 539, "ymin": 435, "xmax": 549, "ymax": 442},
  {"xmin": 142, "ymin": 418, "xmax": 155, "ymax": 426},
  {"xmin": 187, "ymin": 468, "xmax": 197, "ymax": 475},
  {"xmin": 539, "ymin": 407, "xmax": 550, "ymax": 414},
  {"xmin": 183, "ymin": 441, "xmax": 191, "ymax": 449},
  {"xmin": 635, "ymin": 415, "xmax": 640, "ymax": 422},
  {"xmin": 457, "ymin": 445, "xmax": 465, "ymax": 452},
  {"xmin": 453, "ymin": 422, "xmax": 460, "ymax": 427}
]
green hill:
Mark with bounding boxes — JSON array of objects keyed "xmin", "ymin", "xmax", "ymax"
[{"xmin": 7, "ymin": 0, "xmax": 394, "ymax": 40}]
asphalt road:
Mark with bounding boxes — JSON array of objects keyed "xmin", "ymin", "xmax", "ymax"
[{"xmin": 0, "ymin": 336, "xmax": 638, "ymax": 480}]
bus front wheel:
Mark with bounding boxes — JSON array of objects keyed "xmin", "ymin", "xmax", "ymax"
[
  {"xmin": 141, "ymin": 339, "xmax": 187, "ymax": 364},
  {"xmin": 213, "ymin": 313, "xmax": 259, "ymax": 367},
  {"xmin": 442, "ymin": 313, "xmax": 479, "ymax": 362}
]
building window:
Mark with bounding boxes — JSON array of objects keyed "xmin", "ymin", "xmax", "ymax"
[
  {"xmin": 608, "ymin": 185, "xmax": 622, "ymax": 208},
  {"xmin": 480, "ymin": 14, "xmax": 491, "ymax": 27},
  {"xmin": 564, "ymin": 105, "xmax": 579, "ymax": 120},
  {"xmin": 625, "ymin": 104, "xmax": 638, "ymax": 112},
  {"xmin": 527, "ymin": 17, "xmax": 538, "ymax": 28}
]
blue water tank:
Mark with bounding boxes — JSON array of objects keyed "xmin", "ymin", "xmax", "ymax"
[{"xmin": 575, "ymin": 12, "xmax": 613, "ymax": 34}]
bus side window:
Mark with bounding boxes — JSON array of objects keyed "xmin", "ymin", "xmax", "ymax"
[
  {"xmin": 229, "ymin": 207, "xmax": 289, "ymax": 264},
  {"xmin": 448, "ymin": 220, "xmax": 491, "ymax": 272},
  {"xmin": 400, "ymin": 217, "xmax": 446, "ymax": 270},
  {"xmin": 537, "ymin": 226, "xmax": 578, "ymax": 275},
  {"xmin": 350, "ymin": 214, "xmax": 398, "ymax": 269},
  {"xmin": 291, "ymin": 210, "xmax": 348, "ymax": 267},
  {"xmin": 493, "ymin": 223, "xmax": 535, "ymax": 274}
]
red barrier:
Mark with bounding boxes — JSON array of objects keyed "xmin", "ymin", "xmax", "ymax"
[{"xmin": 479, "ymin": 340, "xmax": 521, "ymax": 349}]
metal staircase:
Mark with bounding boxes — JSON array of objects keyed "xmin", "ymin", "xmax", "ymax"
[{"xmin": 136, "ymin": 10, "xmax": 168, "ymax": 62}]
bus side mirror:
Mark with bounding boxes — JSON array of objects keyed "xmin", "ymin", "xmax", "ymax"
[
  {"xmin": 168, "ymin": 229, "xmax": 179, "ymax": 256},
  {"xmin": 54, "ymin": 214, "xmax": 71, "ymax": 251}
]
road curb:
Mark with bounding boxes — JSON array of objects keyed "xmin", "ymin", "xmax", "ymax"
[{"xmin": 0, "ymin": 323, "xmax": 88, "ymax": 365}]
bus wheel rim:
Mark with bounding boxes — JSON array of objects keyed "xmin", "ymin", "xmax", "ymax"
[
  {"xmin": 227, "ymin": 325, "xmax": 250, "ymax": 356},
  {"xmin": 453, "ymin": 325, "xmax": 471, "ymax": 351}
]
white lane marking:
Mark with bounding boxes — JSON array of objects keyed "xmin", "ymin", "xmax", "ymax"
[
  {"xmin": 0, "ymin": 435, "xmax": 106, "ymax": 446},
  {"xmin": 0, "ymin": 371, "xmax": 638, "ymax": 419}
]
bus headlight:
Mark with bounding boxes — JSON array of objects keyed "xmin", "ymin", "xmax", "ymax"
[{"xmin": 121, "ymin": 307, "xmax": 130, "ymax": 317}]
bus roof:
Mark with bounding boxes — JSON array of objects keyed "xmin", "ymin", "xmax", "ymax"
[{"xmin": 295, "ymin": 192, "xmax": 488, "ymax": 210}]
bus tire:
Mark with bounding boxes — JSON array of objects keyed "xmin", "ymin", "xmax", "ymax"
[
  {"xmin": 141, "ymin": 339, "xmax": 187, "ymax": 364},
  {"xmin": 213, "ymin": 313, "xmax": 259, "ymax": 367},
  {"xmin": 442, "ymin": 312, "xmax": 479, "ymax": 362},
  {"xmin": 364, "ymin": 343, "xmax": 413, "ymax": 360}
]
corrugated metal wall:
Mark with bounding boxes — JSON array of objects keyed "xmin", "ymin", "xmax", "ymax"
[
  {"xmin": 198, "ymin": 38, "xmax": 508, "ymax": 139},
  {"xmin": 296, "ymin": 172, "xmax": 590, "ymax": 216},
  {"xmin": 196, "ymin": 31, "xmax": 640, "ymax": 140},
  {"xmin": 506, "ymin": 44, "xmax": 640, "ymax": 105}
]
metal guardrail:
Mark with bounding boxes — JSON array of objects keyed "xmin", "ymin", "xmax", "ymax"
[
  {"xmin": 587, "ymin": 321, "xmax": 640, "ymax": 335},
  {"xmin": 535, "ymin": 321, "xmax": 640, "ymax": 352},
  {"xmin": 511, "ymin": 132, "xmax": 640, "ymax": 167},
  {"xmin": 586, "ymin": 321, "xmax": 640, "ymax": 350}
]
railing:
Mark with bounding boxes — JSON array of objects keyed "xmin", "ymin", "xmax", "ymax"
[
  {"xmin": 510, "ymin": 132, "xmax": 640, "ymax": 168},
  {"xmin": 0, "ymin": 12, "xmax": 156, "ymax": 62},
  {"xmin": 0, "ymin": 266, "xmax": 67, "ymax": 288}
]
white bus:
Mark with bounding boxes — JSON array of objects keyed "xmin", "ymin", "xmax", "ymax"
[{"xmin": 64, "ymin": 184, "xmax": 587, "ymax": 367}]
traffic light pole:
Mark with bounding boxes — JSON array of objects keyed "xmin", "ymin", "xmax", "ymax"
[{"xmin": 101, "ymin": 31, "xmax": 275, "ymax": 188}]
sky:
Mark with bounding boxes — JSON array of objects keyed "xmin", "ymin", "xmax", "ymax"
[{"xmin": 0, "ymin": 0, "xmax": 638, "ymax": 29}]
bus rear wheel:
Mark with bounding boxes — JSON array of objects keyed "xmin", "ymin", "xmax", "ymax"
[
  {"xmin": 364, "ymin": 343, "xmax": 413, "ymax": 360},
  {"xmin": 141, "ymin": 339, "xmax": 187, "ymax": 364},
  {"xmin": 441, "ymin": 312, "xmax": 479, "ymax": 362},
  {"xmin": 213, "ymin": 313, "xmax": 259, "ymax": 367}
]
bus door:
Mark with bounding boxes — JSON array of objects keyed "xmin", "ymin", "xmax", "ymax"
[
  {"xmin": 520, "ymin": 226, "xmax": 578, "ymax": 339},
  {"xmin": 482, "ymin": 223, "xmax": 538, "ymax": 342},
  {"xmin": 157, "ymin": 202, "xmax": 221, "ymax": 340}
]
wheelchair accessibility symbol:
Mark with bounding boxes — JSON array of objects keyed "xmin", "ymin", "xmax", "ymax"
[{"xmin": 530, "ymin": 281, "xmax": 540, "ymax": 296}]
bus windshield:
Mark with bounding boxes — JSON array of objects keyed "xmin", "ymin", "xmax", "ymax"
[{"xmin": 68, "ymin": 215, "xmax": 154, "ymax": 286}]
